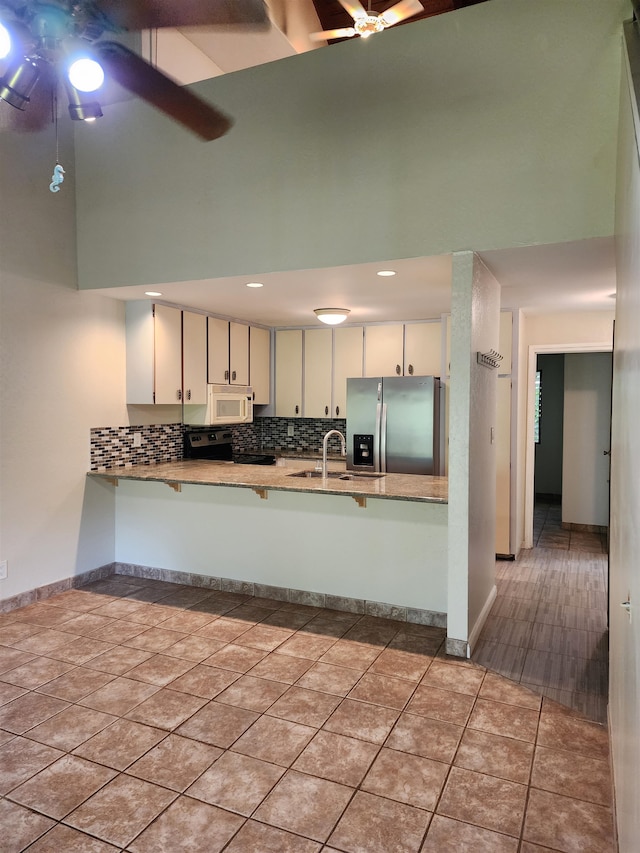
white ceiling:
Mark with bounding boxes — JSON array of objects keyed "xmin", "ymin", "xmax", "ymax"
[{"xmin": 95, "ymin": 237, "xmax": 616, "ymax": 327}]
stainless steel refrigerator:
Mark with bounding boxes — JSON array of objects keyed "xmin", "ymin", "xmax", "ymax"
[{"xmin": 346, "ymin": 376, "xmax": 441, "ymax": 475}]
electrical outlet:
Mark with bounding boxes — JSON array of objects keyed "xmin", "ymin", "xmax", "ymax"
[
  {"xmin": 133, "ymin": 432, "xmax": 142, "ymax": 448},
  {"xmin": 287, "ymin": 424, "xmax": 295, "ymax": 437},
  {"xmin": 0, "ymin": 560, "xmax": 7, "ymax": 580}
]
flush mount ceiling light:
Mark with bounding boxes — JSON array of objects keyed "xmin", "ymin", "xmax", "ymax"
[
  {"xmin": 246, "ymin": 282, "xmax": 264, "ymax": 288},
  {"xmin": 376, "ymin": 270, "xmax": 396, "ymax": 277},
  {"xmin": 144, "ymin": 291, "xmax": 162, "ymax": 297},
  {"xmin": 314, "ymin": 308, "xmax": 350, "ymax": 325}
]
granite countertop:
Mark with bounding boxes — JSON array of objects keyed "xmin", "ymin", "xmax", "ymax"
[{"xmin": 89, "ymin": 459, "xmax": 448, "ymax": 504}]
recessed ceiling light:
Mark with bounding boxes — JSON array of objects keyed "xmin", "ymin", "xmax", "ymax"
[
  {"xmin": 377, "ymin": 270, "xmax": 396, "ymax": 277},
  {"xmin": 246, "ymin": 282, "xmax": 264, "ymax": 288},
  {"xmin": 145, "ymin": 291, "xmax": 162, "ymax": 296}
]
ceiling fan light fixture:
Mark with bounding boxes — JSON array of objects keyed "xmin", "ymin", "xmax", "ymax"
[
  {"xmin": 353, "ymin": 14, "xmax": 385, "ymax": 37},
  {"xmin": 0, "ymin": 57, "xmax": 41, "ymax": 110},
  {"xmin": 65, "ymin": 80, "xmax": 103, "ymax": 121},
  {"xmin": 67, "ymin": 56, "xmax": 105, "ymax": 93},
  {"xmin": 314, "ymin": 308, "xmax": 350, "ymax": 325},
  {"xmin": 0, "ymin": 21, "xmax": 12, "ymax": 60}
]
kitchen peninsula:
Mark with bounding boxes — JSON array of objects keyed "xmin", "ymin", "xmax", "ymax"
[{"xmin": 89, "ymin": 459, "xmax": 449, "ymax": 626}]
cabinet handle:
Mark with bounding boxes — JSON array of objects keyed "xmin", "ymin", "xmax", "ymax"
[
  {"xmin": 177, "ymin": 389, "xmax": 182, "ymax": 401},
  {"xmin": 232, "ymin": 370, "xmax": 237, "ymax": 382},
  {"xmin": 186, "ymin": 389, "xmax": 191, "ymax": 401},
  {"xmin": 325, "ymin": 406, "xmax": 329, "ymax": 416},
  {"xmin": 408, "ymin": 364, "xmax": 414, "ymax": 375},
  {"xmin": 224, "ymin": 369, "xmax": 229, "ymax": 381},
  {"xmin": 336, "ymin": 406, "xmax": 340, "ymax": 417},
  {"xmin": 396, "ymin": 364, "xmax": 401, "ymax": 375},
  {"xmin": 295, "ymin": 405, "xmax": 299, "ymax": 415}
]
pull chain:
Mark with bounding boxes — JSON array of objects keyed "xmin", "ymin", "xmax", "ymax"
[{"xmin": 49, "ymin": 87, "xmax": 65, "ymax": 193}]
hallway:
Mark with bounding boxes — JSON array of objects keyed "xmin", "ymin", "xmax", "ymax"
[{"xmin": 474, "ymin": 499, "xmax": 609, "ymax": 723}]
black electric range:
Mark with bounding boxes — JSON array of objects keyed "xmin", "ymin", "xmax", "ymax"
[{"xmin": 183, "ymin": 428, "xmax": 276, "ymax": 466}]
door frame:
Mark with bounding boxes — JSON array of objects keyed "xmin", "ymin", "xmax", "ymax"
[{"xmin": 523, "ymin": 341, "xmax": 613, "ymax": 550}]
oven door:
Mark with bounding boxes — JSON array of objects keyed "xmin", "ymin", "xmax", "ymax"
[{"xmin": 206, "ymin": 385, "xmax": 253, "ymax": 425}]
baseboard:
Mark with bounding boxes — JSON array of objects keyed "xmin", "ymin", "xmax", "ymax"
[
  {"xmin": 467, "ymin": 583, "xmax": 498, "ymax": 656},
  {"xmin": 0, "ymin": 563, "xmax": 116, "ymax": 613}
]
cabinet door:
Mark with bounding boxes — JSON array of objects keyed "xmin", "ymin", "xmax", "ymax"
[
  {"xmin": 154, "ymin": 304, "xmax": 182, "ymax": 404},
  {"xmin": 404, "ymin": 322, "xmax": 441, "ymax": 376},
  {"xmin": 275, "ymin": 329, "xmax": 303, "ymax": 417},
  {"xmin": 364, "ymin": 325, "xmax": 404, "ymax": 377},
  {"xmin": 207, "ymin": 317, "xmax": 230, "ymax": 384},
  {"xmin": 182, "ymin": 311, "xmax": 207, "ymax": 404},
  {"xmin": 333, "ymin": 326, "xmax": 363, "ymax": 418},
  {"xmin": 230, "ymin": 322, "xmax": 249, "ymax": 385},
  {"xmin": 249, "ymin": 326, "xmax": 271, "ymax": 405},
  {"xmin": 304, "ymin": 328, "xmax": 333, "ymax": 418}
]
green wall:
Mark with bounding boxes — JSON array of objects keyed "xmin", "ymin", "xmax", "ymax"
[{"xmin": 74, "ymin": 0, "xmax": 627, "ymax": 290}]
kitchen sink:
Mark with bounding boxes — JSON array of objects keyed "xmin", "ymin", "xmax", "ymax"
[{"xmin": 287, "ymin": 470, "xmax": 385, "ymax": 480}]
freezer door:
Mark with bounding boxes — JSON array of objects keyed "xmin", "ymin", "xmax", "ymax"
[
  {"xmin": 381, "ymin": 376, "xmax": 440, "ymax": 474},
  {"xmin": 346, "ymin": 377, "xmax": 382, "ymax": 471}
]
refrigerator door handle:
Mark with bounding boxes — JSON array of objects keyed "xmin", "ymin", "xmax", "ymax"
[
  {"xmin": 374, "ymin": 402, "xmax": 382, "ymax": 472},
  {"xmin": 380, "ymin": 403, "xmax": 388, "ymax": 473}
]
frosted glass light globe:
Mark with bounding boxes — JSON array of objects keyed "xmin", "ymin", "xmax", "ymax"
[
  {"xmin": 68, "ymin": 57, "xmax": 104, "ymax": 93},
  {"xmin": 0, "ymin": 23, "xmax": 11, "ymax": 60}
]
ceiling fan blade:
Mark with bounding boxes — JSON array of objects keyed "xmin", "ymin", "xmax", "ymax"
[
  {"xmin": 95, "ymin": 41, "xmax": 232, "ymax": 141},
  {"xmin": 337, "ymin": 0, "xmax": 367, "ymax": 21},
  {"xmin": 91, "ymin": 0, "xmax": 270, "ymax": 32},
  {"xmin": 380, "ymin": 0, "xmax": 424, "ymax": 26},
  {"xmin": 310, "ymin": 27, "xmax": 356, "ymax": 42}
]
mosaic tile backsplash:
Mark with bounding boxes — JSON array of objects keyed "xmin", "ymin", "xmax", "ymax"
[{"xmin": 90, "ymin": 418, "xmax": 347, "ymax": 470}]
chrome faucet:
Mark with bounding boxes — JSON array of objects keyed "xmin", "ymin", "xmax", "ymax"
[{"xmin": 322, "ymin": 429, "xmax": 346, "ymax": 479}]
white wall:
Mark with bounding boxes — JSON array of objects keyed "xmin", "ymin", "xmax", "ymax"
[
  {"xmin": 74, "ymin": 0, "xmax": 626, "ymax": 292},
  {"xmin": 448, "ymin": 253, "xmax": 500, "ymax": 652},
  {"xmin": 114, "ymin": 482, "xmax": 448, "ymax": 612},
  {"xmin": 609, "ymin": 47, "xmax": 640, "ymax": 853},
  {"xmin": 0, "ymin": 124, "xmax": 128, "ymax": 602},
  {"xmin": 562, "ymin": 352, "xmax": 612, "ymax": 527}
]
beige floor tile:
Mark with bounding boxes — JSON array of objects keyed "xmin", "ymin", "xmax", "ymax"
[
  {"xmin": 12, "ymin": 603, "xmax": 78, "ymax": 629},
  {"xmin": 0, "ymin": 798, "xmax": 55, "ymax": 853},
  {"xmin": 454, "ymin": 727, "xmax": 534, "ymax": 784},
  {"xmin": 65, "ymin": 774, "xmax": 177, "ymax": 848},
  {"xmin": 536, "ymin": 713, "xmax": 609, "ymax": 760},
  {"xmin": 296, "ymin": 661, "xmax": 362, "ymax": 696},
  {"xmin": 87, "ymin": 620, "xmax": 148, "ymax": 644},
  {"xmin": 467, "ymin": 697, "xmax": 540, "ymax": 743},
  {"xmin": 362, "ymin": 747, "xmax": 448, "ymax": 810},
  {"xmin": 125, "ymin": 653, "xmax": 196, "ymax": 686},
  {"xmin": 169, "ymin": 663, "xmax": 240, "ymax": 698},
  {"xmin": 56, "ymin": 613, "xmax": 115, "ymax": 636},
  {"xmin": 233, "ymin": 623, "xmax": 294, "ymax": 651},
  {"xmin": 162, "ymin": 634, "xmax": 225, "ymax": 662},
  {"xmin": 328, "ymin": 789, "xmax": 431, "ymax": 853},
  {"xmin": 254, "ymin": 769, "xmax": 353, "ymax": 843},
  {"xmin": 46, "ymin": 636, "xmax": 116, "ymax": 665},
  {"xmin": 128, "ymin": 795, "xmax": 244, "ymax": 853},
  {"xmin": 323, "ymin": 698, "xmax": 399, "ymax": 743},
  {"xmin": 0, "ymin": 621, "xmax": 46, "ymax": 645},
  {"xmin": 24, "ymin": 705, "xmax": 117, "ymax": 752},
  {"xmin": 203, "ymin": 643, "xmax": 268, "ymax": 672},
  {"xmin": 293, "ymin": 730, "xmax": 379, "ymax": 786},
  {"xmin": 125, "ymin": 687, "xmax": 207, "ymax": 730},
  {"xmin": 0, "ymin": 682, "xmax": 27, "ymax": 706},
  {"xmin": 177, "ymin": 700, "xmax": 259, "ymax": 747},
  {"xmin": 368, "ymin": 648, "xmax": 431, "ymax": 682},
  {"xmin": 187, "ymin": 749, "xmax": 284, "ymax": 815},
  {"xmin": 421, "ymin": 814, "xmax": 518, "ymax": 852},
  {"xmin": 215, "ymin": 674, "xmax": 289, "ymax": 712},
  {"xmin": 7, "ymin": 754, "xmax": 117, "ymax": 819},
  {"xmin": 406, "ymin": 685, "xmax": 475, "ymax": 725},
  {"xmin": 223, "ymin": 819, "xmax": 322, "ymax": 852},
  {"xmin": 437, "ymin": 766, "xmax": 527, "ymax": 838},
  {"xmin": 277, "ymin": 632, "xmax": 338, "ymax": 660},
  {"xmin": 386, "ymin": 712, "xmax": 463, "ymax": 764},
  {"xmin": 83, "ymin": 644, "xmax": 154, "ymax": 674},
  {"xmin": 319, "ymin": 639, "xmax": 382, "ymax": 670},
  {"xmin": 420, "ymin": 660, "xmax": 485, "ymax": 695},
  {"xmin": 0, "ymin": 736, "xmax": 63, "ymax": 795},
  {"xmin": 195, "ymin": 616, "xmax": 249, "ymax": 642},
  {"xmin": 78, "ymin": 676, "xmax": 159, "ymax": 716},
  {"xmin": 248, "ymin": 651, "xmax": 314, "ymax": 683},
  {"xmin": 21, "ymin": 823, "xmax": 120, "ymax": 852},
  {"xmin": 531, "ymin": 745, "xmax": 613, "ymax": 805},
  {"xmin": 523, "ymin": 788, "xmax": 615, "ymax": 852},
  {"xmin": 126, "ymin": 734, "xmax": 222, "ymax": 791},
  {"xmin": 267, "ymin": 686, "xmax": 342, "ymax": 727},
  {"xmin": 0, "ymin": 691, "xmax": 69, "ymax": 734},
  {"xmin": 0, "ymin": 645, "xmax": 36, "ymax": 673},
  {"xmin": 36, "ymin": 666, "xmax": 116, "ymax": 701},
  {"xmin": 1, "ymin": 655, "xmax": 76, "ymax": 689},
  {"xmin": 232, "ymin": 714, "xmax": 315, "ymax": 765},
  {"xmin": 155, "ymin": 610, "xmax": 218, "ymax": 633},
  {"xmin": 72, "ymin": 718, "xmax": 166, "ymax": 769},
  {"xmin": 123, "ymin": 626, "xmax": 189, "ymax": 652},
  {"xmin": 348, "ymin": 672, "xmax": 416, "ymax": 710}
]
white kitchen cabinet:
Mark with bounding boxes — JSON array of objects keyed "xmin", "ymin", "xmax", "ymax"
[
  {"xmin": 249, "ymin": 326, "xmax": 271, "ymax": 405},
  {"xmin": 364, "ymin": 325, "xmax": 404, "ymax": 377},
  {"xmin": 333, "ymin": 326, "xmax": 364, "ymax": 418},
  {"xmin": 304, "ymin": 328, "xmax": 333, "ymax": 418},
  {"xmin": 182, "ymin": 310, "xmax": 207, "ymax": 405},
  {"xmin": 230, "ymin": 322, "xmax": 249, "ymax": 385},
  {"xmin": 207, "ymin": 318, "xmax": 250, "ymax": 386},
  {"xmin": 404, "ymin": 322, "xmax": 442, "ymax": 376},
  {"xmin": 154, "ymin": 304, "xmax": 183, "ymax": 404},
  {"xmin": 275, "ymin": 329, "xmax": 303, "ymax": 416}
]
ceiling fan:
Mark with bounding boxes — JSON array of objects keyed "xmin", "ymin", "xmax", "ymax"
[
  {"xmin": 311, "ymin": 0, "xmax": 425, "ymax": 42},
  {"xmin": 0, "ymin": 0, "xmax": 270, "ymax": 140}
]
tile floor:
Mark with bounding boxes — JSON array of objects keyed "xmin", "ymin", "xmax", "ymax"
[
  {"xmin": 0, "ymin": 571, "xmax": 615, "ymax": 852},
  {"xmin": 474, "ymin": 497, "xmax": 609, "ymax": 723}
]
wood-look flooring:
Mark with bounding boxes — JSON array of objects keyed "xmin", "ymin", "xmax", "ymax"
[{"xmin": 474, "ymin": 499, "xmax": 609, "ymax": 723}]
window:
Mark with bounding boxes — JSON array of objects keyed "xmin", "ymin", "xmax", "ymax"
[{"xmin": 534, "ymin": 370, "xmax": 542, "ymax": 443}]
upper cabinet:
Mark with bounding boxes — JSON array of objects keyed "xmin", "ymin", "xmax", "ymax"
[
  {"xmin": 153, "ymin": 304, "xmax": 183, "ymax": 404},
  {"xmin": 208, "ymin": 319, "xmax": 249, "ymax": 386},
  {"xmin": 250, "ymin": 326, "xmax": 271, "ymax": 405},
  {"xmin": 333, "ymin": 326, "xmax": 364, "ymax": 418},
  {"xmin": 182, "ymin": 310, "xmax": 207, "ymax": 405},
  {"xmin": 275, "ymin": 329, "xmax": 303, "ymax": 417},
  {"xmin": 364, "ymin": 322, "xmax": 442, "ymax": 378},
  {"xmin": 126, "ymin": 302, "xmax": 184, "ymax": 405},
  {"xmin": 304, "ymin": 328, "xmax": 333, "ymax": 418}
]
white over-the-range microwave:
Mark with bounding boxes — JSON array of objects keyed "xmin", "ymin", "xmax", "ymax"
[{"xmin": 204, "ymin": 384, "xmax": 253, "ymax": 425}]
